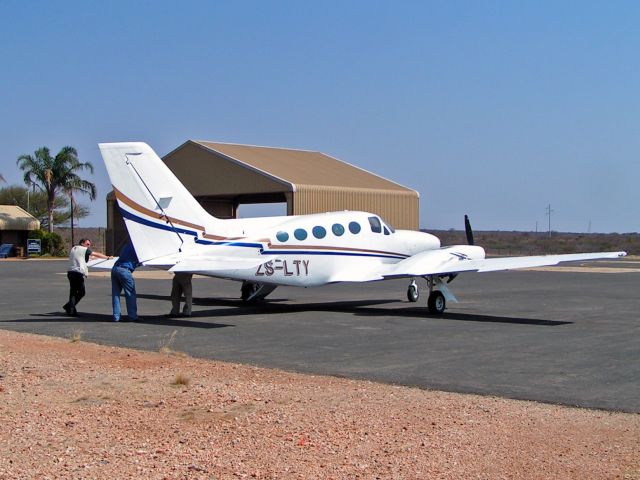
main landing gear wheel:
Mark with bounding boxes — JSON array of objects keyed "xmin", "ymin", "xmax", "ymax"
[
  {"xmin": 407, "ymin": 281, "xmax": 419, "ymax": 302},
  {"xmin": 241, "ymin": 281, "xmax": 260, "ymax": 302},
  {"xmin": 427, "ymin": 291, "xmax": 446, "ymax": 315}
]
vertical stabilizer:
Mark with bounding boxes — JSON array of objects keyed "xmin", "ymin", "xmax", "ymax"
[{"xmin": 100, "ymin": 142, "xmax": 225, "ymax": 262}]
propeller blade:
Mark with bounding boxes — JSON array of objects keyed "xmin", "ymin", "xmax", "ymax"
[{"xmin": 464, "ymin": 214, "xmax": 474, "ymax": 245}]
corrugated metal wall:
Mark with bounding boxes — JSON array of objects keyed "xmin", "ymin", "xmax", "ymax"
[{"xmin": 293, "ymin": 185, "xmax": 419, "ymax": 230}]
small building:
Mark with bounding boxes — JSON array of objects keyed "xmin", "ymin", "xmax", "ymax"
[
  {"xmin": 0, "ymin": 205, "xmax": 40, "ymax": 256},
  {"xmin": 107, "ymin": 140, "xmax": 419, "ymax": 254}
]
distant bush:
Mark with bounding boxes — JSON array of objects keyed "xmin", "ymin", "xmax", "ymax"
[{"xmin": 428, "ymin": 230, "xmax": 639, "ymax": 256}]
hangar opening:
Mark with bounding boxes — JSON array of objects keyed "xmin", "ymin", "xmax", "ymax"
[
  {"xmin": 237, "ymin": 202, "xmax": 287, "ymax": 218},
  {"xmin": 106, "ymin": 140, "xmax": 419, "ymax": 254}
]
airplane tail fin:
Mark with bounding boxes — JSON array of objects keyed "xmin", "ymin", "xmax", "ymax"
[{"xmin": 99, "ymin": 142, "xmax": 225, "ymax": 263}]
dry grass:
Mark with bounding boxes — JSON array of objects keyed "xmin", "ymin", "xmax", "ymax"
[
  {"xmin": 158, "ymin": 330, "xmax": 189, "ymax": 357},
  {"xmin": 69, "ymin": 330, "xmax": 83, "ymax": 343},
  {"xmin": 158, "ymin": 330, "xmax": 177, "ymax": 354},
  {"xmin": 173, "ymin": 373, "xmax": 190, "ymax": 386}
]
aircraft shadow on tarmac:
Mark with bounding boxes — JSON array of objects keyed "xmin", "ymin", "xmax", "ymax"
[
  {"xmin": 136, "ymin": 294, "xmax": 572, "ymax": 327},
  {"xmin": 4, "ymin": 312, "xmax": 232, "ymax": 329}
]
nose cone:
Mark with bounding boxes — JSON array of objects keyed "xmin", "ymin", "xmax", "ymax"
[{"xmin": 395, "ymin": 230, "xmax": 441, "ymax": 255}]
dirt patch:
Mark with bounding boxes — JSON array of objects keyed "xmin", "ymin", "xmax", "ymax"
[{"xmin": 0, "ymin": 330, "xmax": 638, "ymax": 479}]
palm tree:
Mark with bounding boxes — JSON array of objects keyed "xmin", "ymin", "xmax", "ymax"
[{"xmin": 16, "ymin": 146, "xmax": 96, "ymax": 233}]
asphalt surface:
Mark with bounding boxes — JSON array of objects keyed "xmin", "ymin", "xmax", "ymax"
[{"xmin": 1, "ymin": 259, "xmax": 638, "ymax": 412}]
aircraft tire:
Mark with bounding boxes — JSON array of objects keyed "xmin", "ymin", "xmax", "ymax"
[
  {"xmin": 407, "ymin": 284, "xmax": 419, "ymax": 302},
  {"xmin": 427, "ymin": 291, "xmax": 446, "ymax": 315},
  {"xmin": 240, "ymin": 281, "xmax": 259, "ymax": 302}
]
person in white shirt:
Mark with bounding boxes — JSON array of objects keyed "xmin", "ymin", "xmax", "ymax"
[{"xmin": 63, "ymin": 238, "xmax": 111, "ymax": 317}]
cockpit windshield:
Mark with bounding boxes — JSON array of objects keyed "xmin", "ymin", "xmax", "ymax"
[
  {"xmin": 368, "ymin": 216, "xmax": 396, "ymax": 235},
  {"xmin": 381, "ymin": 217, "xmax": 395, "ymax": 233}
]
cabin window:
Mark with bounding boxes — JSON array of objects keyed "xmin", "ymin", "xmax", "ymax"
[
  {"xmin": 312, "ymin": 226, "xmax": 326, "ymax": 239},
  {"xmin": 332, "ymin": 223, "xmax": 345, "ymax": 236},
  {"xmin": 348, "ymin": 221, "xmax": 361, "ymax": 234},
  {"xmin": 383, "ymin": 226, "xmax": 390, "ymax": 235},
  {"xmin": 368, "ymin": 216, "xmax": 382, "ymax": 233},
  {"xmin": 294, "ymin": 228, "xmax": 308, "ymax": 241},
  {"xmin": 276, "ymin": 231, "xmax": 289, "ymax": 242}
]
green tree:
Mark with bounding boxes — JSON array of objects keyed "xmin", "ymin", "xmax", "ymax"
[
  {"xmin": 0, "ymin": 185, "xmax": 89, "ymax": 228},
  {"xmin": 16, "ymin": 146, "xmax": 96, "ymax": 233}
]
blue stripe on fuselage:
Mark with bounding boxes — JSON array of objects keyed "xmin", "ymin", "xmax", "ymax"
[{"xmin": 120, "ymin": 208, "xmax": 197, "ymax": 237}]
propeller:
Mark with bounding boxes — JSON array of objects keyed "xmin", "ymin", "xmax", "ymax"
[
  {"xmin": 464, "ymin": 214, "xmax": 474, "ymax": 246},
  {"xmin": 447, "ymin": 214, "xmax": 474, "ymax": 284}
]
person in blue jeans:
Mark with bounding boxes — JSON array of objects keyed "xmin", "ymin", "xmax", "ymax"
[{"xmin": 111, "ymin": 242, "xmax": 140, "ymax": 322}]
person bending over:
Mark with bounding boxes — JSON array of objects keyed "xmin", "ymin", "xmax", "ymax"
[
  {"xmin": 111, "ymin": 242, "xmax": 141, "ymax": 322},
  {"xmin": 63, "ymin": 238, "xmax": 111, "ymax": 317}
]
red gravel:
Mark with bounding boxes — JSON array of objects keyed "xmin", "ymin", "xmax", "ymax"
[{"xmin": 0, "ymin": 330, "xmax": 638, "ymax": 479}]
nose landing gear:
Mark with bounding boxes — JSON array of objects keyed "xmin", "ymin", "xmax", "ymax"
[{"xmin": 406, "ymin": 277, "xmax": 449, "ymax": 314}]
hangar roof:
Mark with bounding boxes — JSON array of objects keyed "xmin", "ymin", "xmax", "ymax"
[
  {"xmin": 0, "ymin": 205, "xmax": 40, "ymax": 230},
  {"xmin": 168, "ymin": 140, "xmax": 417, "ymax": 193}
]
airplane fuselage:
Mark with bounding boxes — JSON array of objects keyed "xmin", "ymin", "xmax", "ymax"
[{"xmin": 193, "ymin": 211, "xmax": 444, "ymax": 286}]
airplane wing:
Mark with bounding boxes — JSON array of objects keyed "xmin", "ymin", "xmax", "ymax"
[
  {"xmin": 328, "ymin": 266, "xmax": 385, "ymax": 283},
  {"xmin": 383, "ymin": 250, "xmax": 627, "ymax": 278}
]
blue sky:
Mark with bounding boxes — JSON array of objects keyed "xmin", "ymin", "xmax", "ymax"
[{"xmin": 1, "ymin": 0, "xmax": 638, "ymax": 232}]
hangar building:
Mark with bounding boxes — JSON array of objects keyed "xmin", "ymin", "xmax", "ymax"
[{"xmin": 106, "ymin": 140, "xmax": 419, "ymax": 254}]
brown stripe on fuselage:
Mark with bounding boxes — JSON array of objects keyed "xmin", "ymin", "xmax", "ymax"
[
  {"xmin": 203, "ymin": 232, "xmax": 237, "ymax": 241},
  {"xmin": 113, "ymin": 187, "xmax": 230, "ymax": 241}
]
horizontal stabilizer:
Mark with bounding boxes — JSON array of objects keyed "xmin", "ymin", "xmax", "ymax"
[
  {"xmin": 169, "ymin": 255, "xmax": 277, "ymax": 274},
  {"xmin": 87, "ymin": 258, "xmax": 118, "ymax": 270}
]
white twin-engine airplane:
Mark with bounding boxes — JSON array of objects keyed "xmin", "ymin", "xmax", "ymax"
[{"xmin": 97, "ymin": 142, "xmax": 626, "ymax": 315}]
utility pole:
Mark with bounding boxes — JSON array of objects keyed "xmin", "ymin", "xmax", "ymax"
[
  {"xmin": 69, "ymin": 190, "xmax": 75, "ymax": 247},
  {"xmin": 545, "ymin": 204, "xmax": 554, "ymax": 237}
]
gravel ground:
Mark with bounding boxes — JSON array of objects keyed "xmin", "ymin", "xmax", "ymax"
[{"xmin": 0, "ymin": 330, "xmax": 638, "ymax": 479}]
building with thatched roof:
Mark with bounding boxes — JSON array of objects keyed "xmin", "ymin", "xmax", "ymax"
[{"xmin": 0, "ymin": 205, "xmax": 40, "ymax": 256}]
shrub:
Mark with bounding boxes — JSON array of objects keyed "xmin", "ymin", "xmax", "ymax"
[{"xmin": 28, "ymin": 229, "xmax": 66, "ymax": 256}]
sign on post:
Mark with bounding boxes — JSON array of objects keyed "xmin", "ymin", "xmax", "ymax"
[{"xmin": 27, "ymin": 238, "xmax": 41, "ymax": 255}]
